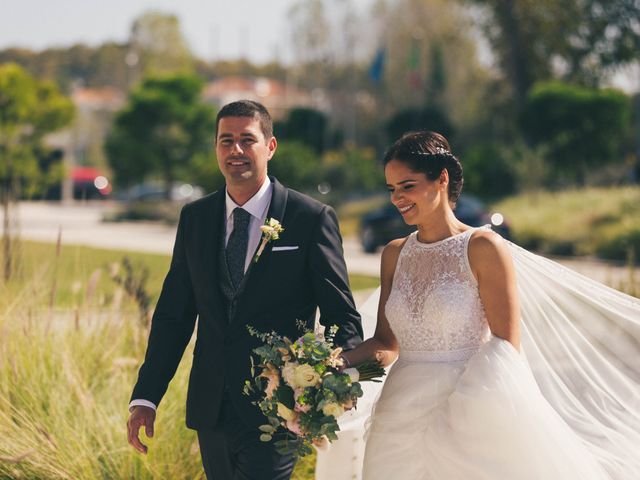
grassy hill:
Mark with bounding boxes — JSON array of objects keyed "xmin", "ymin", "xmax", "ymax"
[{"xmin": 494, "ymin": 186, "xmax": 640, "ymax": 263}]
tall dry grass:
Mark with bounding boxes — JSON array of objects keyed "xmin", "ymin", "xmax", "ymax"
[
  {"xmin": 0, "ymin": 243, "xmax": 332, "ymax": 479},
  {"xmin": 0, "ymin": 267, "xmax": 203, "ymax": 479}
]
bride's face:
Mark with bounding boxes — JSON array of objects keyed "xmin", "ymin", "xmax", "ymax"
[{"xmin": 385, "ymin": 158, "xmax": 447, "ymax": 226}]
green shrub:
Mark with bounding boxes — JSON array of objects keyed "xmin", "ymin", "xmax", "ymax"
[
  {"xmin": 521, "ymin": 82, "xmax": 631, "ymax": 185},
  {"xmin": 594, "ymin": 226, "xmax": 640, "ymax": 262},
  {"xmin": 462, "ymin": 143, "xmax": 517, "ymax": 200}
]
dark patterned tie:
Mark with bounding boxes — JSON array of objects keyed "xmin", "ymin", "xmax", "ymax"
[{"xmin": 226, "ymin": 207, "xmax": 251, "ymax": 289}]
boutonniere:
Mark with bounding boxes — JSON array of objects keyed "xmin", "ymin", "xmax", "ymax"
[{"xmin": 253, "ymin": 218, "xmax": 284, "ymax": 263}]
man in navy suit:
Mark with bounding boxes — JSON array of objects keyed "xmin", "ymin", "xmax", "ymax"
[{"xmin": 126, "ymin": 100, "xmax": 363, "ymax": 479}]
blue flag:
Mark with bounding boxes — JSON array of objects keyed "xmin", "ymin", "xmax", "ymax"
[{"xmin": 369, "ymin": 48, "xmax": 386, "ymax": 84}]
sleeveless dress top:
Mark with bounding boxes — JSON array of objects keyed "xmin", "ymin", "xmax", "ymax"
[{"xmin": 385, "ymin": 228, "xmax": 491, "ymax": 361}]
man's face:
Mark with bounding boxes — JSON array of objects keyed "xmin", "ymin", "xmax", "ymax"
[{"xmin": 216, "ymin": 115, "xmax": 276, "ymax": 188}]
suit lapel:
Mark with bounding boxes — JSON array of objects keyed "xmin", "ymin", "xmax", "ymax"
[{"xmin": 203, "ymin": 190, "xmax": 227, "ymax": 321}]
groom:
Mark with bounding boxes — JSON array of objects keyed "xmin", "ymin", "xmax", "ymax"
[{"xmin": 126, "ymin": 100, "xmax": 363, "ymax": 479}]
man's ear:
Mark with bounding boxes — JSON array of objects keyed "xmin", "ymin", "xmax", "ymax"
[{"xmin": 267, "ymin": 137, "xmax": 277, "ymax": 160}]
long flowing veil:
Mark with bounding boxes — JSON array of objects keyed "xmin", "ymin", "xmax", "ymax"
[
  {"xmin": 316, "ymin": 240, "xmax": 640, "ymax": 479},
  {"xmin": 508, "ymin": 242, "xmax": 640, "ymax": 475}
]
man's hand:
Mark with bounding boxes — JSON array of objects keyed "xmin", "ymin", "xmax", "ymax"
[{"xmin": 127, "ymin": 406, "xmax": 156, "ymax": 454}]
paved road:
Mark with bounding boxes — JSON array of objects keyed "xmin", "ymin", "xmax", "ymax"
[{"xmin": 6, "ymin": 202, "xmax": 635, "ymax": 290}]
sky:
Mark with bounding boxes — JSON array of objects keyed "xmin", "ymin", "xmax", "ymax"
[{"xmin": 0, "ymin": 0, "xmax": 343, "ymax": 64}]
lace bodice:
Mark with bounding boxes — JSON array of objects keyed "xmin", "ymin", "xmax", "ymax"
[{"xmin": 385, "ymin": 228, "xmax": 491, "ymax": 361}]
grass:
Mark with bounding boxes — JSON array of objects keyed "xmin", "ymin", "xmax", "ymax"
[
  {"xmin": 493, "ymin": 186, "xmax": 640, "ymax": 262},
  {"xmin": 0, "ymin": 241, "xmax": 377, "ymax": 479}
]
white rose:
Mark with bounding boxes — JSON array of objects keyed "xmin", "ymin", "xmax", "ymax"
[
  {"xmin": 292, "ymin": 364, "xmax": 321, "ymax": 388},
  {"xmin": 281, "ymin": 362, "xmax": 298, "ymax": 387},
  {"xmin": 322, "ymin": 402, "xmax": 345, "ymax": 418}
]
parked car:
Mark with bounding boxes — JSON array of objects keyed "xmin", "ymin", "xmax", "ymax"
[
  {"xmin": 72, "ymin": 166, "xmax": 112, "ymax": 199},
  {"xmin": 117, "ymin": 182, "xmax": 205, "ymax": 203},
  {"xmin": 359, "ymin": 195, "xmax": 511, "ymax": 253}
]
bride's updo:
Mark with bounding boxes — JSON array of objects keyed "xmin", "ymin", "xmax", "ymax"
[{"xmin": 383, "ymin": 131, "xmax": 464, "ymax": 205}]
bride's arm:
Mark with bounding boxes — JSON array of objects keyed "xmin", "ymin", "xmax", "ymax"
[
  {"xmin": 341, "ymin": 239, "xmax": 402, "ymax": 368},
  {"xmin": 468, "ymin": 230, "xmax": 521, "ymax": 350}
]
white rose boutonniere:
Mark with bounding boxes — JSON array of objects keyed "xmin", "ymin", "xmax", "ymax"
[{"xmin": 253, "ymin": 218, "xmax": 284, "ymax": 263}]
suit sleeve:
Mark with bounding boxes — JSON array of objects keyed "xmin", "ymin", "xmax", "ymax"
[
  {"xmin": 130, "ymin": 205, "xmax": 198, "ymax": 407},
  {"xmin": 309, "ymin": 205, "xmax": 363, "ymax": 350}
]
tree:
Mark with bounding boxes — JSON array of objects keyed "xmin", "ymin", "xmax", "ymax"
[
  {"xmin": 471, "ymin": 0, "xmax": 640, "ymax": 108},
  {"xmin": 277, "ymin": 108, "xmax": 330, "ymax": 153},
  {"xmin": 520, "ymin": 82, "xmax": 631, "ymax": 185},
  {"xmin": 386, "ymin": 106, "xmax": 454, "ymax": 143},
  {"xmin": 461, "ymin": 143, "xmax": 518, "ymax": 199},
  {"xmin": 128, "ymin": 11, "xmax": 194, "ymax": 80},
  {"xmin": 105, "ymin": 73, "xmax": 215, "ymax": 193},
  {"xmin": 0, "ymin": 63, "xmax": 74, "ymax": 279},
  {"xmin": 268, "ymin": 141, "xmax": 321, "ymax": 192}
]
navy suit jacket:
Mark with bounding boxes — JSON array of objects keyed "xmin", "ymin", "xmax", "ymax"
[{"xmin": 130, "ymin": 177, "xmax": 363, "ymax": 429}]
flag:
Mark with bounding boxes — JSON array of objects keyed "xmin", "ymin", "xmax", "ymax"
[{"xmin": 368, "ymin": 47, "xmax": 386, "ymax": 84}]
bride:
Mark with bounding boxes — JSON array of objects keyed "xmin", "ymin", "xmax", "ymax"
[{"xmin": 329, "ymin": 131, "xmax": 640, "ymax": 479}]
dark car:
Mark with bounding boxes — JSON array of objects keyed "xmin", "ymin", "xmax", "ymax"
[{"xmin": 359, "ymin": 195, "xmax": 511, "ymax": 253}]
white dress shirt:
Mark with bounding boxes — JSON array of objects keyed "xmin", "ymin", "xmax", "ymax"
[
  {"xmin": 129, "ymin": 179, "xmax": 273, "ymax": 412},
  {"xmin": 224, "ymin": 179, "xmax": 273, "ymax": 272}
]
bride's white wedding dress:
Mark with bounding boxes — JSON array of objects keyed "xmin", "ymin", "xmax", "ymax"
[{"xmin": 316, "ymin": 227, "xmax": 640, "ymax": 479}]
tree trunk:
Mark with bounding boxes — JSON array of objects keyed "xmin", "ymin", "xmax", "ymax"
[{"xmin": 494, "ymin": 0, "xmax": 534, "ymax": 111}]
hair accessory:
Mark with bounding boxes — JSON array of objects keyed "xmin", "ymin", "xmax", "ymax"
[{"xmin": 411, "ymin": 148, "xmax": 453, "ymax": 157}]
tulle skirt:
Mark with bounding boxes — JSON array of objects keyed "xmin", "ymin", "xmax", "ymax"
[{"xmin": 362, "ymin": 336, "xmax": 610, "ymax": 480}]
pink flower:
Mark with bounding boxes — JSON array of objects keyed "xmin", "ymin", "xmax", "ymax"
[
  {"xmin": 286, "ymin": 416, "xmax": 303, "ymax": 436},
  {"xmin": 295, "ymin": 402, "xmax": 312, "ymax": 413},
  {"xmin": 260, "ymin": 365, "xmax": 280, "ymax": 399}
]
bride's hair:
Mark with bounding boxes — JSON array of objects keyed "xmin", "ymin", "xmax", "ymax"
[{"xmin": 383, "ymin": 131, "xmax": 464, "ymax": 205}]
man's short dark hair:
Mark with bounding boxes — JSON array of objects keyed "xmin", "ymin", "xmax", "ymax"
[{"xmin": 215, "ymin": 100, "xmax": 273, "ymax": 141}]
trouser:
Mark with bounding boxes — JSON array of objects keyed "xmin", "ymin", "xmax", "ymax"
[{"xmin": 197, "ymin": 394, "xmax": 296, "ymax": 480}]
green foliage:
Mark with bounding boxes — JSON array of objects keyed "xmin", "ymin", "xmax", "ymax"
[
  {"xmin": 595, "ymin": 227, "xmax": 640, "ymax": 263},
  {"xmin": 471, "ymin": 0, "xmax": 640, "ymax": 107},
  {"xmin": 105, "ymin": 73, "xmax": 215, "ymax": 189},
  {"xmin": 521, "ymin": 82, "xmax": 631, "ymax": 184},
  {"xmin": 270, "ymin": 143, "xmax": 384, "ymax": 198},
  {"xmin": 0, "ymin": 62, "xmax": 75, "ymax": 197},
  {"xmin": 185, "ymin": 151, "xmax": 224, "ymax": 194},
  {"xmin": 385, "ymin": 106, "xmax": 454, "ymax": 143},
  {"xmin": 277, "ymin": 108, "xmax": 330, "ymax": 153},
  {"xmin": 269, "ymin": 141, "xmax": 321, "ymax": 192},
  {"xmin": 320, "ymin": 146, "xmax": 384, "ymax": 194},
  {"xmin": 462, "ymin": 143, "xmax": 518, "ymax": 200}
]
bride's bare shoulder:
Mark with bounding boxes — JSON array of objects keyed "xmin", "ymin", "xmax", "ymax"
[
  {"xmin": 382, "ymin": 237, "xmax": 408, "ymax": 259},
  {"xmin": 468, "ymin": 228, "xmax": 513, "ymax": 273},
  {"xmin": 380, "ymin": 237, "xmax": 408, "ymax": 276}
]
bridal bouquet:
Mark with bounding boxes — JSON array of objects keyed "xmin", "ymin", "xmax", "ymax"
[{"xmin": 244, "ymin": 323, "xmax": 385, "ymax": 457}]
